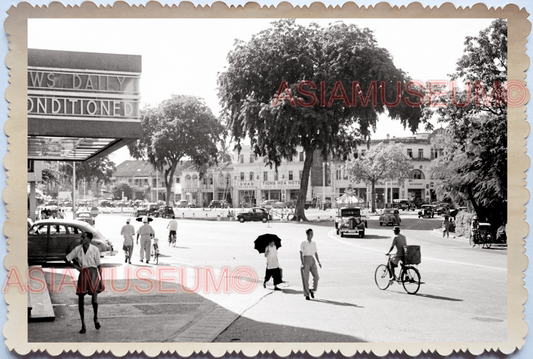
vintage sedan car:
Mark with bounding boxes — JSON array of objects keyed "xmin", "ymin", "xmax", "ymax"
[
  {"xmin": 379, "ymin": 208, "xmax": 401, "ymax": 226},
  {"xmin": 177, "ymin": 200, "xmax": 192, "ymax": 208},
  {"xmin": 208, "ymin": 200, "xmax": 231, "ymax": 209},
  {"xmin": 236, "ymin": 207, "xmax": 272, "ymax": 223},
  {"xmin": 75, "ymin": 211, "xmax": 95, "ymax": 226},
  {"xmin": 28, "ymin": 219, "xmax": 115, "ymax": 263},
  {"xmin": 134, "ymin": 205, "xmax": 149, "ymax": 217},
  {"xmin": 418, "ymin": 204, "xmax": 436, "ymax": 218},
  {"xmin": 147, "ymin": 203, "xmax": 161, "ymax": 217},
  {"xmin": 335, "ymin": 207, "xmax": 367, "ymax": 238},
  {"xmin": 158, "ymin": 205, "xmax": 175, "ymax": 218}
]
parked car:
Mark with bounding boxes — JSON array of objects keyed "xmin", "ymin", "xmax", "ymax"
[
  {"xmin": 147, "ymin": 203, "xmax": 160, "ymax": 217},
  {"xmin": 28, "ymin": 219, "xmax": 114, "ymax": 263},
  {"xmin": 209, "ymin": 200, "xmax": 231, "ymax": 209},
  {"xmin": 379, "ymin": 208, "xmax": 401, "ymax": 226},
  {"xmin": 158, "ymin": 205, "xmax": 175, "ymax": 218},
  {"xmin": 177, "ymin": 200, "xmax": 192, "ymax": 208},
  {"xmin": 418, "ymin": 204, "xmax": 436, "ymax": 218},
  {"xmin": 134, "ymin": 205, "xmax": 149, "ymax": 217},
  {"xmin": 393, "ymin": 199, "xmax": 415, "ymax": 211},
  {"xmin": 236, "ymin": 207, "xmax": 272, "ymax": 223},
  {"xmin": 75, "ymin": 211, "xmax": 95, "ymax": 226},
  {"xmin": 39, "ymin": 205, "xmax": 63, "ymax": 220},
  {"xmin": 335, "ymin": 207, "xmax": 367, "ymax": 238}
]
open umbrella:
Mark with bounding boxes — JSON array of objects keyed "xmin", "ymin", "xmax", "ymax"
[
  {"xmin": 135, "ymin": 216, "xmax": 154, "ymax": 222},
  {"xmin": 254, "ymin": 233, "xmax": 282, "ymax": 254}
]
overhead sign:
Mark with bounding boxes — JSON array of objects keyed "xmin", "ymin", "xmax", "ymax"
[
  {"xmin": 260, "ymin": 180, "xmax": 301, "ymax": 189},
  {"xmin": 27, "ymin": 49, "xmax": 142, "ymax": 161}
]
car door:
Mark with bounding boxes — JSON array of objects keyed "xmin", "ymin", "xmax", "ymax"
[
  {"xmin": 28, "ymin": 223, "xmax": 49, "ymax": 260},
  {"xmin": 47, "ymin": 224, "xmax": 71, "ymax": 259}
]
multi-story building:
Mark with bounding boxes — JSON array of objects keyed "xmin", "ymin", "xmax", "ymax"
[
  {"xmin": 112, "ymin": 130, "xmax": 445, "ymax": 208},
  {"xmin": 113, "ymin": 160, "xmax": 184, "ymax": 203}
]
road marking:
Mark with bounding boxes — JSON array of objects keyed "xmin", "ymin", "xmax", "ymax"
[{"xmin": 327, "ymin": 230, "xmax": 506, "ymax": 271}]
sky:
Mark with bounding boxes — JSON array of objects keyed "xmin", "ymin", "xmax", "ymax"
[{"xmin": 28, "ymin": 18, "xmax": 496, "ymax": 165}]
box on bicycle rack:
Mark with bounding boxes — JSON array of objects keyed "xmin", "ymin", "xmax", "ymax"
[{"xmin": 403, "ymin": 245, "xmax": 421, "ymax": 265}]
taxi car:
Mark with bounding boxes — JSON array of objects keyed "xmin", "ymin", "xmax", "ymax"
[
  {"xmin": 236, "ymin": 207, "xmax": 272, "ymax": 223},
  {"xmin": 28, "ymin": 219, "xmax": 115, "ymax": 263},
  {"xmin": 335, "ymin": 207, "xmax": 367, "ymax": 238}
]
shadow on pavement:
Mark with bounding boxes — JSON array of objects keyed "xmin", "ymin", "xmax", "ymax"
[
  {"xmin": 213, "ymin": 315, "xmax": 366, "ymax": 342},
  {"xmin": 413, "ymin": 293, "xmax": 463, "ymax": 302},
  {"xmin": 311, "ymin": 298, "xmax": 365, "ymax": 308}
]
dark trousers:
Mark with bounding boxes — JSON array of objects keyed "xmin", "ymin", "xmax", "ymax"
[{"xmin": 264, "ymin": 267, "xmax": 282, "ymax": 286}]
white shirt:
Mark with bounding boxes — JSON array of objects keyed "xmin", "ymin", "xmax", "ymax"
[
  {"xmin": 167, "ymin": 220, "xmax": 178, "ymax": 231},
  {"xmin": 121, "ymin": 224, "xmax": 135, "ymax": 246},
  {"xmin": 66, "ymin": 244, "xmax": 101, "ymax": 268},
  {"xmin": 265, "ymin": 245, "xmax": 279, "ymax": 269},
  {"xmin": 137, "ymin": 223, "xmax": 155, "ymax": 240},
  {"xmin": 300, "ymin": 240, "xmax": 317, "ymax": 256}
]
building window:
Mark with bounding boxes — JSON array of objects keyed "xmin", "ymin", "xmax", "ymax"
[
  {"xmin": 209, "ymin": 176, "xmax": 213, "ymax": 185},
  {"xmin": 263, "ymin": 172, "xmax": 268, "ymax": 181},
  {"xmin": 289, "ymin": 171, "xmax": 293, "ymax": 180},
  {"xmin": 411, "ymin": 169, "xmax": 425, "ymax": 179},
  {"xmin": 249, "ymin": 154, "xmax": 254, "ymax": 163},
  {"xmin": 240, "ymin": 172, "xmax": 244, "ymax": 181},
  {"xmin": 299, "ymin": 152, "xmax": 304, "ymax": 161},
  {"xmin": 176, "ymin": 177, "xmax": 180, "ymax": 183},
  {"xmin": 299, "ymin": 170, "xmax": 303, "ymax": 180},
  {"xmin": 353, "ymin": 151, "xmax": 358, "ymax": 159},
  {"xmin": 239, "ymin": 155, "xmax": 244, "ymax": 164},
  {"xmin": 407, "ymin": 149, "xmax": 413, "ymax": 158},
  {"xmin": 418, "ymin": 149, "xmax": 423, "ymax": 159},
  {"xmin": 249, "ymin": 172, "xmax": 254, "ymax": 181},
  {"xmin": 152, "ymin": 179, "xmax": 157, "ymax": 187},
  {"xmin": 336, "ymin": 169, "xmax": 341, "ymax": 180},
  {"xmin": 274, "ymin": 172, "xmax": 279, "ymax": 181}
]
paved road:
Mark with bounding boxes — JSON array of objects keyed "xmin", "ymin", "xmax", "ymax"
[{"xmin": 28, "ymin": 212, "xmax": 507, "ymax": 343}]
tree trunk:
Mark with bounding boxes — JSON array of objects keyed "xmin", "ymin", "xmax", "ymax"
[
  {"xmin": 164, "ymin": 162, "xmax": 178, "ymax": 206},
  {"xmin": 466, "ymin": 185, "xmax": 483, "ymax": 220},
  {"xmin": 371, "ymin": 180, "xmax": 376, "ymax": 213},
  {"xmin": 293, "ymin": 148, "xmax": 314, "ymax": 222}
]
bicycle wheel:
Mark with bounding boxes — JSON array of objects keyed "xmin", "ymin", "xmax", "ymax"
[
  {"xmin": 374, "ymin": 264, "xmax": 391, "ymax": 290},
  {"xmin": 401, "ymin": 266, "xmax": 421, "ymax": 294}
]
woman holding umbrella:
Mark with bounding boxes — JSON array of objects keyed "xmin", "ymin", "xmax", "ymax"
[{"xmin": 254, "ymin": 234, "xmax": 282, "ymax": 290}]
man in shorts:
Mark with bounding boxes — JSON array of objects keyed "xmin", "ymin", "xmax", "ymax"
[
  {"xmin": 65, "ymin": 231, "xmax": 104, "ymax": 334},
  {"xmin": 386, "ymin": 226, "xmax": 406, "ymax": 281}
]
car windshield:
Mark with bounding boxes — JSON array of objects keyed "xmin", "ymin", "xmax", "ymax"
[{"xmin": 341, "ymin": 209, "xmax": 360, "ymax": 216}]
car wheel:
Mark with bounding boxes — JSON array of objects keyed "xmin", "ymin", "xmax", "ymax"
[
  {"xmin": 380, "ymin": 222, "xmax": 383, "ymax": 226},
  {"xmin": 261, "ymin": 217, "xmax": 268, "ymax": 223},
  {"xmin": 239, "ymin": 217, "xmax": 245, "ymax": 223}
]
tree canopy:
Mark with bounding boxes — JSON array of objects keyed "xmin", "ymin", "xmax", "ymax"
[
  {"xmin": 428, "ymin": 19, "xmax": 507, "ymax": 225},
  {"xmin": 218, "ymin": 19, "xmax": 425, "ymax": 220},
  {"xmin": 60, "ymin": 156, "xmax": 115, "ymax": 189},
  {"xmin": 128, "ymin": 95, "xmax": 224, "ymax": 205},
  {"xmin": 344, "ymin": 142, "xmax": 412, "ymax": 212}
]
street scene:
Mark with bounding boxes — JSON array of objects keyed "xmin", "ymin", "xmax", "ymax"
[
  {"xmin": 28, "ymin": 208, "xmax": 507, "ymax": 343},
  {"xmin": 23, "ymin": 15, "xmax": 510, "ymax": 345}
]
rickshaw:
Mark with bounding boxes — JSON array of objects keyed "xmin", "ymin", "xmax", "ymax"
[
  {"xmin": 418, "ymin": 205, "xmax": 435, "ymax": 218},
  {"xmin": 470, "ymin": 222, "xmax": 492, "ymax": 249}
]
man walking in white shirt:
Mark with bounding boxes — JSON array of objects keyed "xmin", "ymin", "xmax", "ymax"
[
  {"xmin": 137, "ymin": 216, "xmax": 155, "ymax": 263},
  {"xmin": 300, "ymin": 228, "xmax": 322, "ymax": 300},
  {"xmin": 120, "ymin": 218, "xmax": 135, "ymax": 264}
]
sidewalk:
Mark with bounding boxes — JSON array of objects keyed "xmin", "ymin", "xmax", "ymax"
[{"xmin": 27, "ymin": 264, "xmax": 271, "ymax": 343}]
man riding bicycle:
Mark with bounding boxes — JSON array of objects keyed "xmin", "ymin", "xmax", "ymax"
[
  {"xmin": 385, "ymin": 226, "xmax": 406, "ymax": 281},
  {"xmin": 167, "ymin": 215, "xmax": 178, "ymax": 246}
]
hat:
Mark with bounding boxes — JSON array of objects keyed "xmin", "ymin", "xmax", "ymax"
[
  {"xmin": 393, "ymin": 226, "xmax": 401, "ymax": 232},
  {"xmin": 142, "ymin": 216, "xmax": 148, "ymax": 223}
]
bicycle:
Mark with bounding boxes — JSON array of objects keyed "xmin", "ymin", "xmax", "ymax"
[
  {"xmin": 168, "ymin": 230, "xmax": 176, "ymax": 246},
  {"xmin": 374, "ymin": 250, "xmax": 421, "ymax": 295}
]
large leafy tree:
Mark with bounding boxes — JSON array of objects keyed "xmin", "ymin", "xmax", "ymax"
[
  {"xmin": 129, "ymin": 95, "xmax": 224, "ymax": 205},
  {"xmin": 218, "ymin": 19, "xmax": 425, "ymax": 221},
  {"xmin": 344, "ymin": 143, "xmax": 412, "ymax": 212},
  {"xmin": 428, "ymin": 19, "xmax": 507, "ymax": 225},
  {"xmin": 60, "ymin": 156, "xmax": 116, "ymax": 194},
  {"xmin": 112, "ymin": 182, "xmax": 133, "ymax": 201}
]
